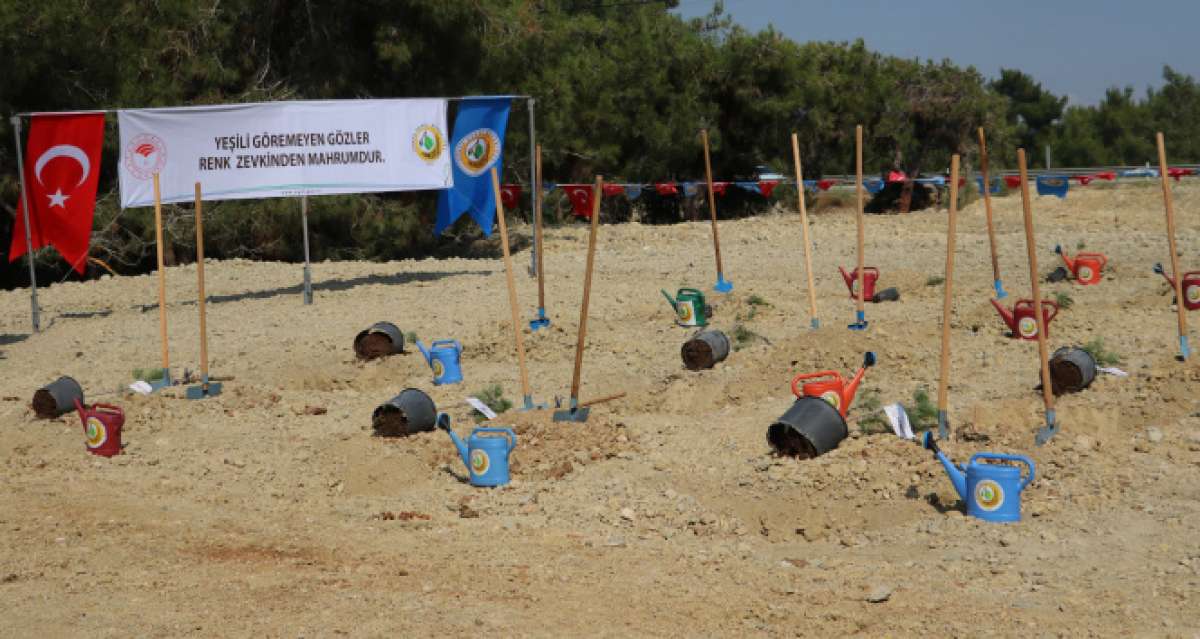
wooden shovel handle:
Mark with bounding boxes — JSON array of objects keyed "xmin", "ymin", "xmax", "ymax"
[
  {"xmin": 791, "ymin": 133, "xmax": 818, "ymax": 323},
  {"xmin": 1017, "ymin": 151, "xmax": 1055, "ymax": 413},
  {"xmin": 701, "ymin": 129, "xmax": 724, "ymax": 278},
  {"xmin": 937, "ymin": 155, "xmax": 960, "ymax": 413},
  {"xmin": 1157, "ymin": 132, "xmax": 1189, "ymax": 345},
  {"xmin": 535, "ymin": 144, "xmax": 546, "ymax": 310},
  {"xmin": 194, "ymin": 182, "xmax": 209, "ymax": 380},
  {"xmin": 491, "ymin": 167, "xmax": 532, "ymax": 400},
  {"xmin": 580, "ymin": 391, "xmax": 626, "ymax": 408},
  {"xmin": 855, "ymin": 125, "xmax": 866, "ymax": 313},
  {"xmin": 978, "ymin": 127, "xmax": 1002, "ymax": 284},
  {"xmin": 569, "ymin": 176, "xmax": 604, "ymax": 401},
  {"xmin": 153, "ymin": 173, "xmax": 169, "ymax": 370}
]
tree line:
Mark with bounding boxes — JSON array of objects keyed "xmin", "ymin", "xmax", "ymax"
[{"xmin": 1, "ymin": 0, "xmax": 1197, "ymax": 286}]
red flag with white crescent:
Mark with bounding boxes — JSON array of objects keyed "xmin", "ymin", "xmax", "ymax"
[
  {"xmin": 499, "ymin": 184, "xmax": 522, "ymax": 210},
  {"xmin": 563, "ymin": 184, "xmax": 595, "ymax": 218},
  {"xmin": 9, "ymin": 113, "xmax": 106, "ymax": 273}
]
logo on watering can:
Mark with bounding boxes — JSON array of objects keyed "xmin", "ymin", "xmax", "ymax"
[
  {"xmin": 821, "ymin": 390, "xmax": 841, "ymax": 411},
  {"xmin": 85, "ymin": 417, "xmax": 108, "ymax": 449},
  {"xmin": 1077, "ymin": 265, "xmax": 1093, "ymax": 282},
  {"xmin": 1018, "ymin": 316, "xmax": 1038, "ymax": 338},
  {"xmin": 677, "ymin": 301, "xmax": 694, "ymax": 323},
  {"xmin": 975, "ymin": 479, "xmax": 1005, "ymax": 511},
  {"xmin": 470, "ymin": 449, "xmax": 490, "ymax": 475},
  {"xmin": 1187, "ymin": 285, "xmax": 1200, "ymax": 304},
  {"xmin": 432, "ymin": 359, "xmax": 445, "ymax": 380}
]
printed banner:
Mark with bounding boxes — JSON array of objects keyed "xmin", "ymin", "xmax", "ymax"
[{"xmin": 117, "ymin": 99, "xmax": 451, "ymax": 207}]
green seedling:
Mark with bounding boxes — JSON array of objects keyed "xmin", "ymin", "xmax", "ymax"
[
  {"xmin": 473, "ymin": 384, "xmax": 513, "ymax": 422},
  {"xmin": 1082, "ymin": 338, "xmax": 1122, "ymax": 366},
  {"xmin": 905, "ymin": 388, "xmax": 939, "ymax": 433},
  {"xmin": 925, "ymin": 275, "xmax": 944, "ymax": 287},
  {"xmin": 1053, "ymin": 291, "xmax": 1073, "ymax": 309},
  {"xmin": 853, "ymin": 388, "xmax": 890, "ymax": 435}
]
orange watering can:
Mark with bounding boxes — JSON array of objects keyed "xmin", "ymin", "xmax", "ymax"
[
  {"xmin": 1055, "ymin": 245, "xmax": 1107, "ymax": 285},
  {"xmin": 990, "ymin": 298, "xmax": 1059, "ymax": 340},
  {"xmin": 790, "ymin": 352, "xmax": 876, "ymax": 416}
]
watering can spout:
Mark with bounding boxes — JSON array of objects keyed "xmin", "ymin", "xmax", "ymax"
[
  {"xmin": 415, "ymin": 339, "xmax": 432, "ymax": 366},
  {"xmin": 660, "ymin": 289, "xmax": 677, "ymax": 309},
  {"xmin": 437, "ymin": 413, "xmax": 470, "ymax": 469},
  {"xmin": 1056, "ymin": 246, "xmax": 1076, "ymax": 272},
  {"xmin": 838, "ymin": 266, "xmax": 853, "ymax": 289},
  {"xmin": 843, "ymin": 351, "xmax": 876, "ymax": 406},
  {"xmin": 923, "ymin": 432, "xmax": 967, "ymax": 501},
  {"xmin": 990, "ymin": 298, "xmax": 1016, "ymax": 331},
  {"xmin": 1154, "ymin": 262, "xmax": 1175, "ymax": 287}
]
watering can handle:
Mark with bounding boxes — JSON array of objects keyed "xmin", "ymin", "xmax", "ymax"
[
  {"xmin": 432, "ymin": 339, "xmax": 462, "ymax": 353},
  {"xmin": 863, "ymin": 267, "xmax": 879, "ymax": 275},
  {"xmin": 1041, "ymin": 300, "xmax": 1060, "ymax": 322},
  {"xmin": 790, "ymin": 371, "xmax": 842, "ymax": 398},
  {"xmin": 475, "ymin": 427, "xmax": 517, "ymax": 454},
  {"xmin": 969, "ymin": 452, "xmax": 1036, "ymax": 490},
  {"xmin": 73, "ymin": 398, "xmax": 86, "ymax": 420},
  {"xmin": 678, "ymin": 287, "xmax": 703, "ymax": 296}
]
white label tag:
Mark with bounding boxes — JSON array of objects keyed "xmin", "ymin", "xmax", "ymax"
[{"xmin": 466, "ymin": 397, "xmax": 497, "ymax": 420}]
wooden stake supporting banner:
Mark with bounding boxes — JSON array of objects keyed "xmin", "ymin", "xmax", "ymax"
[
  {"xmin": 554, "ymin": 176, "xmax": 604, "ymax": 422},
  {"xmin": 530, "ymin": 144, "xmax": 550, "ymax": 331},
  {"xmin": 1156, "ymin": 132, "xmax": 1190, "ymax": 360},
  {"xmin": 490, "ymin": 168, "xmax": 541, "ymax": 411},
  {"xmin": 701, "ymin": 129, "xmax": 732, "ymax": 293},
  {"xmin": 1017, "ymin": 150, "xmax": 1058, "ymax": 445},
  {"xmin": 153, "ymin": 173, "xmax": 170, "ymax": 373},
  {"xmin": 850, "ymin": 124, "xmax": 867, "ymax": 330},
  {"xmin": 978, "ymin": 128, "xmax": 1007, "ymax": 299},
  {"xmin": 791, "ymin": 133, "xmax": 819, "ymax": 329},
  {"xmin": 937, "ymin": 155, "xmax": 961, "ymax": 440}
]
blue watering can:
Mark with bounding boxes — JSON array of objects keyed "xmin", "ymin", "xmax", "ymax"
[
  {"xmin": 415, "ymin": 339, "xmax": 463, "ymax": 385},
  {"xmin": 437, "ymin": 413, "xmax": 517, "ymax": 487},
  {"xmin": 923, "ymin": 432, "xmax": 1035, "ymax": 523}
]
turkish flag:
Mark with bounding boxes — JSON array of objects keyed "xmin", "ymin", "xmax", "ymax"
[
  {"xmin": 654, "ymin": 182, "xmax": 678, "ymax": 196},
  {"xmin": 710, "ymin": 181, "xmax": 729, "ymax": 197},
  {"xmin": 1003, "ymin": 175, "xmax": 1022, "ymax": 189},
  {"xmin": 563, "ymin": 184, "xmax": 597, "ymax": 218},
  {"xmin": 9, "ymin": 113, "xmax": 105, "ymax": 273},
  {"xmin": 499, "ymin": 184, "xmax": 522, "ymax": 210},
  {"xmin": 602, "ymin": 184, "xmax": 625, "ymax": 198},
  {"xmin": 1073, "ymin": 175, "xmax": 1094, "ymax": 186},
  {"xmin": 817, "ymin": 179, "xmax": 837, "ymax": 191},
  {"xmin": 758, "ymin": 180, "xmax": 780, "ymax": 198}
]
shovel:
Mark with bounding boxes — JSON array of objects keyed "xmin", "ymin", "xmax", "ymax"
[
  {"xmin": 186, "ymin": 182, "xmax": 221, "ymax": 400},
  {"xmin": 490, "ymin": 168, "xmax": 545, "ymax": 411},
  {"xmin": 529, "ymin": 145, "xmax": 551, "ymax": 332},
  {"xmin": 848, "ymin": 125, "xmax": 868, "ymax": 331},
  {"xmin": 555, "ymin": 176, "xmax": 604, "ymax": 422}
]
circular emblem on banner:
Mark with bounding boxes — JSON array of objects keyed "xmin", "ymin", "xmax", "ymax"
[
  {"xmin": 1077, "ymin": 266, "xmax": 1093, "ymax": 282},
  {"xmin": 821, "ymin": 391, "xmax": 841, "ymax": 411},
  {"xmin": 974, "ymin": 479, "xmax": 1005, "ymax": 511},
  {"xmin": 412, "ymin": 125, "xmax": 445, "ymax": 163},
  {"xmin": 1187, "ymin": 285, "xmax": 1200, "ymax": 304},
  {"xmin": 1018, "ymin": 316, "xmax": 1038, "ymax": 338},
  {"xmin": 455, "ymin": 128, "xmax": 501, "ymax": 177},
  {"xmin": 431, "ymin": 359, "xmax": 445, "ymax": 380},
  {"xmin": 470, "ymin": 449, "xmax": 490, "ymax": 475},
  {"xmin": 677, "ymin": 302, "xmax": 693, "ymax": 323},
  {"xmin": 85, "ymin": 417, "xmax": 108, "ymax": 449},
  {"xmin": 123, "ymin": 133, "xmax": 168, "ymax": 181}
]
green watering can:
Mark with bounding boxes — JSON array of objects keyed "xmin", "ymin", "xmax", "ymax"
[{"xmin": 661, "ymin": 288, "xmax": 712, "ymax": 327}]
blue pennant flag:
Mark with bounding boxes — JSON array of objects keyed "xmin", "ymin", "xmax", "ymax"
[
  {"xmin": 435, "ymin": 97, "xmax": 512, "ymax": 236},
  {"xmin": 734, "ymin": 181, "xmax": 760, "ymax": 194},
  {"xmin": 1036, "ymin": 175, "xmax": 1069, "ymax": 199}
]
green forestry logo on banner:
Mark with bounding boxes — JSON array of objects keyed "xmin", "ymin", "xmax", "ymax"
[
  {"xmin": 455, "ymin": 128, "xmax": 501, "ymax": 177},
  {"xmin": 412, "ymin": 124, "xmax": 445, "ymax": 163}
]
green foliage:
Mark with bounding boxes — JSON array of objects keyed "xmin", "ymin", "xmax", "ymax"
[
  {"xmin": 926, "ymin": 275, "xmax": 945, "ymax": 286},
  {"xmin": 730, "ymin": 323, "xmax": 760, "ymax": 351},
  {"xmin": 852, "ymin": 388, "xmax": 889, "ymax": 435},
  {"xmin": 473, "ymin": 384, "xmax": 512, "ymax": 422},
  {"xmin": 1082, "ymin": 338, "xmax": 1122, "ymax": 366},
  {"xmin": 747, "ymin": 294, "xmax": 769, "ymax": 306},
  {"xmin": 1054, "ymin": 291, "xmax": 1074, "ymax": 309},
  {"xmin": 905, "ymin": 388, "xmax": 939, "ymax": 433},
  {"xmin": 991, "ymin": 69, "xmax": 1068, "ymax": 160}
]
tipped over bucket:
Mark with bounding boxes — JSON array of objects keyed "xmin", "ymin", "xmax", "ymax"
[
  {"xmin": 681, "ymin": 330, "xmax": 730, "ymax": 371},
  {"xmin": 767, "ymin": 397, "xmax": 848, "ymax": 459},
  {"xmin": 33, "ymin": 376, "xmax": 84, "ymax": 419},
  {"xmin": 371, "ymin": 388, "xmax": 436, "ymax": 437},
  {"xmin": 354, "ymin": 322, "xmax": 405, "ymax": 361},
  {"xmin": 1049, "ymin": 347, "xmax": 1097, "ymax": 395}
]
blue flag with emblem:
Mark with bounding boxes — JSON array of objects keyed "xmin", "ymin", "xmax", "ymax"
[{"xmin": 435, "ymin": 97, "xmax": 512, "ymax": 236}]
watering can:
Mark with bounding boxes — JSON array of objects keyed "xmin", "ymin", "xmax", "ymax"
[
  {"xmin": 990, "ymin": 298, "xmax": 1059, "ymax": 340},
  {"xmin": 1055, "ymin": 245, "xmax": 1107, "ymax": 285},
  {"xmin": 1154, "ymin": 263, "xmax": 1200, "ymax": 311},
  {"xmin": 414, "ymin": 339, "xmax": 463, "ymax": 385},
  {"xmin": 661, "ymin": 288, "xmax": 711, "ymax": 327},
  {"xmin": 436, "ymin": 413, "xmax": 516, "ymax": 487},
  {"xmin": 74, "ymin": 399, "xmax": 124, "ymax": 457},
  {"xmin": 923, "ymin": 432, "xmax": 1035, "ymax": 523},
  {"xmin": 789, "ymin": 352, "xmax": 876, "ymax": 417},
  {"xmin": 838, "ymin": 266, "xmax": 879, "ymax": 301}
]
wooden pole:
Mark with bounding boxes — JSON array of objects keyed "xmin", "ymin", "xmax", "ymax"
[
  {"xmin": 153, "ymin": 173, "xmax": 169, "ymax": 372},
  {"xmin": 1156, "ymin": 132, "xmax": 1190, "ymax": 360},
  {"xmin": 1017, "ymin": 150, "xmax": 1058, "ymax": 445},
  {"xmin": 978, "ymin": 128, "xmax": 1006, "ymax": 298},
  {"xmin": 301, "ymin": 195, "xmax": 313, "ymax": 305},
  {"xmin": 937, "ymin": 155, "xmax": 961, "ymax": 440},
  {"xmin": 852, "ymin": 124, "xmax": 867, "ymax": 327},
  {"xmin": 194, "ymin": 182, "xmax": 211, "ymax": 389},
  {"xmin": 490, "ymin": 167, "xmax": 534, "ymax": 405},
  {"xmin": 701, "ymin": 129, "xmax": 731, "ymax": 292},
  {"xmin": 535, "ymin": 145, "xmax": 547, "ymax": 312},
  {"xmin": 567, "ymin": 176, "xmax": 604, "ymax": 405},
  {"xmin": 791, "ymin": 133, "xmax": 819, "ymax": 329}
]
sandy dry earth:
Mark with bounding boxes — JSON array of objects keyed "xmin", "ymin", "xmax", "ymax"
[{"xmin": 3, "ymin": 181, "xmax": 1200, "ymax": 637}]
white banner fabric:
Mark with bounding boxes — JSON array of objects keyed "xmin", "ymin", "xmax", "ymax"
[{"xmin": 117, "ymin": 99, "xmax": 452, "ymax": 207}]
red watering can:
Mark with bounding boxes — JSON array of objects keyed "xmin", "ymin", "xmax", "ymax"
[
  {"xmin": 838, "ymin": 266, "xmax": 879, "ymax": 301},
  {"xmin": 990, "ymin": 298, "xmax": 1059, "ymax": 340},
  {"xmin": 1055, "ymin": 245, "xmax": 1107, "ymax": 285},
  {"xmin": 790, "ymin": 352, "xmax": 876, "ymax": 417},
  {"xmin": 74, "ymin": 399, "xmax": 124, "ymax": 457},
  {"xmin": 1154, "ymin": 263, "xmax": 1200, "ymax": 311}
]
